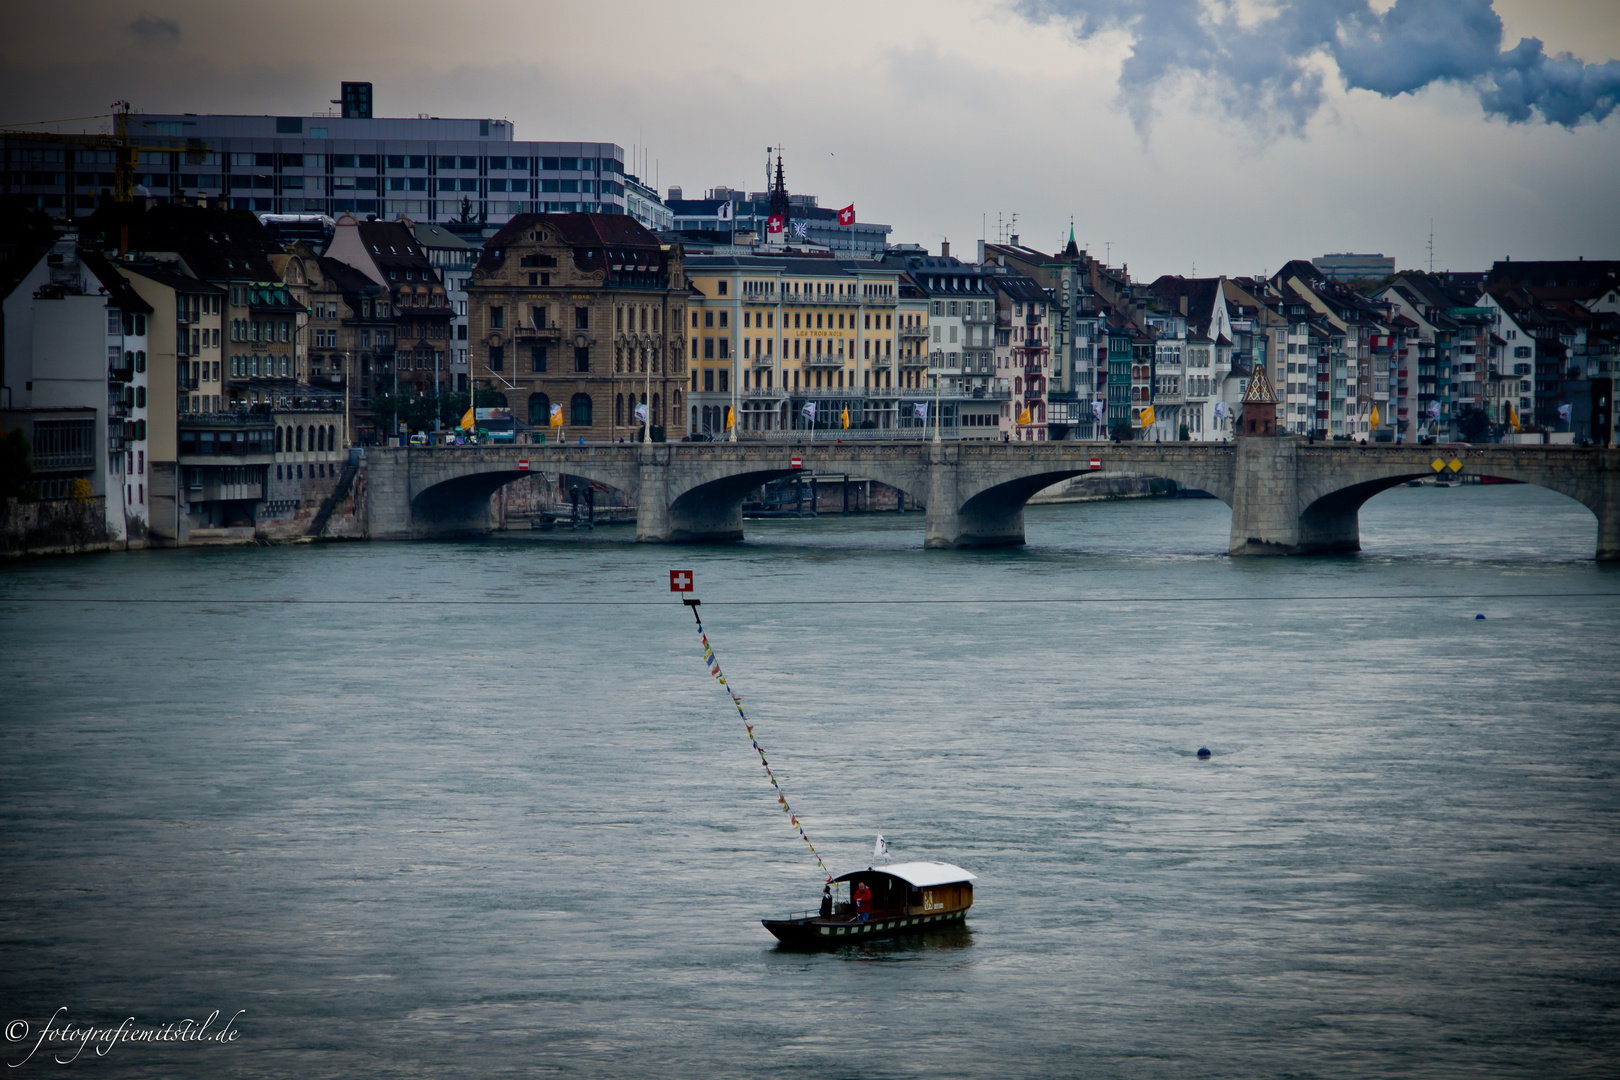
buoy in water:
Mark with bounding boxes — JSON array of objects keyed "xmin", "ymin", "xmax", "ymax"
[
  {"xmin": 1196, "ymin": 747, "xmax": 1211, "ymax": 759},
  {"xmin": 1475, "ymin": 614, "xmax": 1486, "ymax": 620}
]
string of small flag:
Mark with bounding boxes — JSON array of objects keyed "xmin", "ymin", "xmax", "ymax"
[{"xmin": 691, "ymin": 609, "xmax": 831, "ymax": 882}]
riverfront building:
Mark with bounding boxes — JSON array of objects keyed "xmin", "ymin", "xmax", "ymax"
[{"xmin": 465, "ymin": 212, "xmax": 690, "ymax": 441}]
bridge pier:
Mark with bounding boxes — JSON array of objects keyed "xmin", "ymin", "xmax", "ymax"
[
  {"xmin": 1227, "ymin": 436, "xmax": 1364, "ymax": 556},
  {"xmin": 1595, "ymin": 461, "xmax": 1620, "ymax": 562},
  {"xmin": 924, "ymin": 443, "xmax": 1027, "ymax": 549}
]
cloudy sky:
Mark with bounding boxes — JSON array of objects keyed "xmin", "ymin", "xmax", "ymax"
[{"xmin": 4, "ymin": 0, "xmax": 1617, "ymax": 279}]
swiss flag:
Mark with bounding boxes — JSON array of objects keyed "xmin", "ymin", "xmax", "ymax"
[
  {"xmin": 669, "ymin": 569, "xmax": 694, "ymax": 593},
  {"xmin": 766, "ymin": 214, "xmax": 785, "ymax": 234},
  {"xmin": 837, "ymin": 204, "xmax": 855, "ymax": 226}
]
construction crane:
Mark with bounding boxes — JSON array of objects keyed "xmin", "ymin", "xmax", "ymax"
[{"xmin": 2, "ymin": 102, "xmax": 207, "ymax": 203}]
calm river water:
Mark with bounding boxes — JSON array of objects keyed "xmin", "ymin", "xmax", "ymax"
[{"xmin": 2, "ymin": 484, "xmax": 1617, "ymax": 1078}]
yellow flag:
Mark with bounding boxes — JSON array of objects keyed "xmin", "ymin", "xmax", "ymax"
[
  {"xmin": 1370, "ymin": 406, "xmax": 1379, "ymax": 428},
  {"xmin": 1017, "ymin": 406, "xmax": 1032, "ymax": 425},
  {"xmin": 725, "ymin": 406, "xmax": 735, "ymax": 430},
  {"xmin": 840, "ymin": 407, "xmax": 850, "ymax": 430},
  {"xmin": 459, "ymin": 408, "xmax": 474, "ymax": 431},
  {"xmin": 1140, "ymin": 405, "xmax": 1156, "ymax": 427},
  {"xmin": 1509, "ymin": 404, "xmax": 1520, "ymax": 432},
  {"xmin": 549, "ymin": 403, "xmax": 563, "ymax": 427}
]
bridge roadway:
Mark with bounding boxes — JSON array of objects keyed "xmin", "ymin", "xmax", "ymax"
[{"xmin": 360, "ymin": 437, "xmax": 1620, "ymax": 559}]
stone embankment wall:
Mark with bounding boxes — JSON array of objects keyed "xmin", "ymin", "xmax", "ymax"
[
  {"xmin": 1, "ymin": 497, "xmax": 111, "ymax": 557},
  {"xmin": 1028, "ymin": 474, "xmax": 1179, "ymax": 503}
]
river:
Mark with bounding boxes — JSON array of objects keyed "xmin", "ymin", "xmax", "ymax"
[{"xmin": 1, "ymin": 483, "xmax": 1616, "ymax": 1078}]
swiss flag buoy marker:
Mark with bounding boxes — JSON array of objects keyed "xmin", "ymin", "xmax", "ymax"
[{"xmin": 670, "ymin": 569, "xmax": 694, "ymax": 593}]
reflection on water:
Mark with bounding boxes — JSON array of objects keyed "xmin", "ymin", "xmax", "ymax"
[{"xmin": 1, "ymin": 483, "xmax": 1616, "ymax": 1079}]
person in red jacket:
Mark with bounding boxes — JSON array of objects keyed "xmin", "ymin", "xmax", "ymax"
[{"xmin": 853, "ymin": 880, "xmax": 872, "ymax": 922}]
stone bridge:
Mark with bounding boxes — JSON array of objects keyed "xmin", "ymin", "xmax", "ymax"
[{"xmin": 361, "ymin": 437, "xmax": 1620, "ymax": 559}]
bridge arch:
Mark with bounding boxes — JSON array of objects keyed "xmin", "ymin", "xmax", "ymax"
[
  {"xmin": 409, "ymin": 460, "xmax": 640, "ymax": 538},
  {"xmin": 1295, "ymin": 460, "xmax": 1613, "ymax": 556},
  {"xmin": 660, "ymin": 460, "xmax": 932, "ymax": 543},
  {"xmin": 933, "ymin": 456, "xmax": 1237, "ymax": 549}
]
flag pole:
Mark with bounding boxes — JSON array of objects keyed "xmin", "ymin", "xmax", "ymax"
[{"xmin": 932, "ymin": 369, "xmax": 941, "ymax": 443}]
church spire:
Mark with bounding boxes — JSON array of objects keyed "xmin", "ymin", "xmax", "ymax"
[
  {"xmin": 768, "ymin": 151, "xmax": 790, "ymax": 233},
  {"xmin": 1063, "ymin": 218, "xmax": 1079, "ymax": 258}
]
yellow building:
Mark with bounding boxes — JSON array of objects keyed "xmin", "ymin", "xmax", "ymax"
[{"xmin": 684, "ymin": 255, "xmax": 918, "ymax": 434}]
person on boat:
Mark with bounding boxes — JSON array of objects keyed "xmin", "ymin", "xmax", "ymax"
[
  {"xmin": 853, "ymin": 880, "xmax": 872, "ymax": 922},
  {"xmin": 820, "ymin": 883, "xmax": 833, "ymax": 919}
]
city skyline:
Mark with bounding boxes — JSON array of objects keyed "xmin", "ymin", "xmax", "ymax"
[{"xmin": 3, "ymin": 0, "xmax": 1618, "ymax": 277}]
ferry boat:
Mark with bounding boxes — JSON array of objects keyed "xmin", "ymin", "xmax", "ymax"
[{"xmin": 762, "ymin": 861, "xmax": 976, "ymax": 946}]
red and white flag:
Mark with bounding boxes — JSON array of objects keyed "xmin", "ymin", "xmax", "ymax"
[
  {"xmin": 837, "ymin": 204, "xmax": 855, "ymax": 226},
  {"xmin": 669, "ymin": 569, "xmax": 694, "ymax": 593},
  {"xmin": 766, "ymin": 214, "xmax": 785, "ymax": 235}
]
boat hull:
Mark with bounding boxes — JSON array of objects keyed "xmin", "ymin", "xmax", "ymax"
[{"xmin": 762, "ymin": 908, "xmax": 969, "ymax": 947}]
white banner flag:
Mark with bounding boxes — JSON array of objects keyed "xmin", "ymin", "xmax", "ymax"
[
  {"xmin": 717, "ymin": 201, "xmax": 733, "ymax": 222},
  {"xmin": 634, "ymin": 402, "xmax": 648, "ymax": 423},
  {"xmin": 1091, "ymin": 399, "xmax": 1105, "ymax": 420},
  {"xmin": 802, "ymin": 402, "xmax": 817, "ymax": 421},
  {"xmin": 1213, "ymin": 400, "xmax": 1227, "ymax": 422},
  {"xmin": 1557, "ymin": 403, "xmax": 1572, "ymax": 423},
  {"xmin": 913, "ymin": 402, "xmax": 928, "ymax": 422}
]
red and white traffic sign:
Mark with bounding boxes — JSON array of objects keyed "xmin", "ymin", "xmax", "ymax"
[
  {"xmin": 1090, "ymin": 457, "xmax": 1102, "ymax": 470},
  {"xmin": 669, "ymin": 569, "xmax": 694, "ymax": 593},
  {"xmin": 790, "ymin": 456, "xmax": 802, "ymax": 469},
  {"xmin": 518, "ymin": 459, "xmax": 530, "ymax": 471}
]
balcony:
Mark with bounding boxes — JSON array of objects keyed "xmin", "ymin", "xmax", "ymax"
[
  {"xmin": 750, "ymin": 352, "xmax": 777, "ymax": 368},
  {"xmin": 899, "ymin": 353, "xmax": 929, "ymax": 368},
  {"xmin": 802, "ymin": 352, "xmax": 850, "ymax": 367},
  {"xmin": 899, "ymin": 326, "xmax": 928, "ymax": 341},
  {"xmin": 108, "ymin": 356, "xmax": 133, "ymax": 382}
]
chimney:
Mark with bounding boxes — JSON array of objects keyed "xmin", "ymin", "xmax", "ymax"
[
  {"xmin": 1179, "ymin": 295, "xmax": 1187, "ymax": 316},
  {"xmin": 941, "ymin": 239, "xmax": 950, "ymax": 258},
  {"xmin": 1009, "ymin": 234, "xmax": 1019, "ymax": 247}
]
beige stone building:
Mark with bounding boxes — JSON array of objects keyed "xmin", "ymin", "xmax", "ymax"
[{"xmin": 467, "ymin": 213, "xmax": 688, "ymax": 440}]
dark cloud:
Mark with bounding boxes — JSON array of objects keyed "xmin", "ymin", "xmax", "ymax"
[
  {"xmin": 127, "ymin": 14, "xmax": 180, "ymax": 44},
  {"xmin": 1019, "ymin": 0, "xmax": 1620, "ymax": 131}
]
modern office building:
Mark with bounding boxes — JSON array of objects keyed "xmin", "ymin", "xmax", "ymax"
[
  {"xmin": 4, "ymin": 86, "xmax": 628, "ymax": 228},
  {"xmin": 1312, "ymin": 253, "xmax": 1396, "ymax": 281}
]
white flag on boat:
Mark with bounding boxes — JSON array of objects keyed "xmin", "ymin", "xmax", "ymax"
[{"xmin": 873, "ymin": 833, "xmax": 888, "ymax": 863}]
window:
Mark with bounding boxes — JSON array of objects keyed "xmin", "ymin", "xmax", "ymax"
[
  {"xmin": 717, "ymin": 280, "xmax": 728, "ymax": 296},
  {"xmin": 531, "ymin": 345, "xmax": 547, "ymax": 372},
  {"xmin": 570, "ymin": 393, "xmax": 592, "ymax": 426},
  {"xmin": 575, "ymin": 307, "xmax": 589, "ymax": 330},
  {"xmin": 490, "ymin": 306, "xmax": 504, "ymax": 329},
  {"xmin": 528, "ymin": 392, "xmax": 550, "ymax": 425},
  {"xmin": 575, "ymin": 346, "xmax": 590, "ymax": 372},
  {"xmin": 489, "ymin": 345, "xmax": 504, "ymax": 371},
  {"xmin": 704, "ymin": 311, "xmax": 714, "ymax": 328}
]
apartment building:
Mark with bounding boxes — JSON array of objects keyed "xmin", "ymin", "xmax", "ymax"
[{"xmin": 467, "ymin": 212, "xmax": 689, "ymax": 442}]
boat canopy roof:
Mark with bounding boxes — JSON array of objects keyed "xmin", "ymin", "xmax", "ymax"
[{"xmin": 834, "ymin": 861, "xmax": 977, "ymax": 888}]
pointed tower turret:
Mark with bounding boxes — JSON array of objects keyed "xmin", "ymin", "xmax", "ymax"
[
  {"xmin": 768, "ymin": 152, "xmax": 791, "ymax": 239},
  {"xmin": 1239, "ymin": 363, "xmax": 1281, "ymax": 437},
  {"xmin": 1063, "ymin": 219, "xmax": 1079, "ymax": 259}
]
